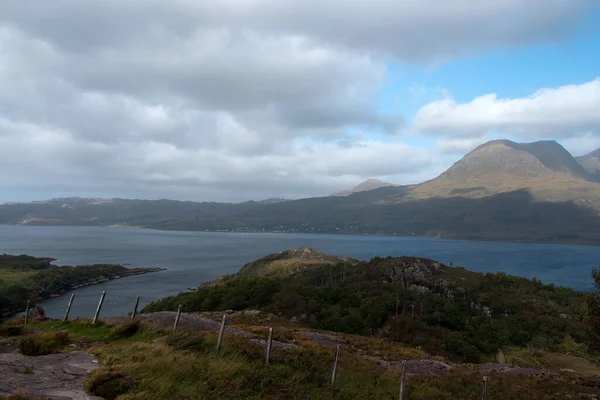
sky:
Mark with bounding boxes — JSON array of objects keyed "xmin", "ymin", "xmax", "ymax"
[{"xmin": 1, "ymin": 0, "xmax": 600, "ymax": 203}]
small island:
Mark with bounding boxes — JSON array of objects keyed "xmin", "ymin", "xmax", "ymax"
[{"xmin": 0, "ymin": 254, "xmax": 165, "ymax": 317}]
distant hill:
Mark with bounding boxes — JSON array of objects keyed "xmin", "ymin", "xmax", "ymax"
[
  {"xmin": 410, "ymin": 139, "xmax": 600, "ymax": 210},
  {"xmin": 577, "ymin": 148, "xmax": 600, "ymax": 182},
  {"xmin": 4, "ymin": 140, "xmax": 600, "ymax": 244},
  {"xmin": 332, "ymin": 179, "xmax": 398, "ymax": 196}
]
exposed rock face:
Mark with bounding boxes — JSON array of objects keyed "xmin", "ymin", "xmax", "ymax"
[
  {"xmin": 375, "ymin": 257, "xmax": 443, "ymax": 286},
  {"xmin": 28, "ymin": 305, "xmax": 46, "ymax": 320},
  {"xmin": 0, "ymin": 351, "xmax": 101, "ymax": 399}
]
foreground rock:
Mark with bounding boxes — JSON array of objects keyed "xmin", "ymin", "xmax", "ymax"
[{"xmin": 0, "ymin": 351, "xmax": 101, "ymax": 400}]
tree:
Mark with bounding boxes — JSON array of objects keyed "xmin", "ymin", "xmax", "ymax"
[{"xmin": 586, "ymin": 267, "xmax": 600, "ymax": 353}]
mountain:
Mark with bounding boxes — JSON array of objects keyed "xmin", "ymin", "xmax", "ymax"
[
  {"xmin": 577, "ymin": 148, "xmax": 600, "ymax": 182},
  {"xmin": 332, "ymin": 178, "xmax": 398, "ymax": 196},
  {"xmin": 4, "ymin": 140, "xmax": 600, "ymax": 244},
  {"xmin": 410, "ymin": 139, "xmax": 600, "ymax": 210}
]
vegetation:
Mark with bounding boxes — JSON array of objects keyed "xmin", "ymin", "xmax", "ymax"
[
  {"xmin": 1, "ymin": 317, "xmax": 599, "ymax": 399},
  {"xmin": 587, "ymin": 267, "xmax": 600, "ymax": 353},
  {"xmin": 0, "ymin": 254, "xmax": 160, "ymax": 317},
  {"xmin": 18, "ymin": 331, "xmax": 69, "ymax": 356},
  {"xmin": 144, "ymin": 256, "xmax": 588, "ymax": 363},
  {"xmin": 3, "ymin": 189, "xmax": 600, "ymax": 244}
]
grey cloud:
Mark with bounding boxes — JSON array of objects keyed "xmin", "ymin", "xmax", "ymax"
[{"xmin": 0, "ymin": 0, "xmax": 595, "ymax": 202}]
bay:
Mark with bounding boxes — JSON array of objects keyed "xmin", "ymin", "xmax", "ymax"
[{"xmin": 1, "ymin": 225, "xmax": 599, "ymax": 319}]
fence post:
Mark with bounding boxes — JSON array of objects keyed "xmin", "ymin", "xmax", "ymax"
[
  {"xmin": 481, "ymin": 376, "xmax": 488, "ymax": 400},
  {"xmin": 216, "ymin": 314, "xmax": 227, "ymax": 352},
  {"xmin": 173, "ymin": 304, "xmax": 182, "ymax": 331},
  {"xmin": 92, "ymin": 291, "xmax": 106, "ymax": 326},
  {"xmin": 411, "ymin": 304, "xmax": 415, "ymax": 317},
  {"xmin": 131, "ymin": 295, "xmax": 140, "ymax": 320},
  {"xmin": 331, "ymin": 344, "xmax": 340, "ymax": 385},
  {"xmin": 265, "ymin": 327, "xmax": 273, "ymax": 365},
  {"xmin": 64, "ymin": 294, "xmax": 75, "ymax": 322},
  {"xmin": 24, "ymin": 300, "xmax": 30, "ymax": 325},
  {"xmin": 398, "ymin": 360, "xmax": 406, "ymax": 400}
]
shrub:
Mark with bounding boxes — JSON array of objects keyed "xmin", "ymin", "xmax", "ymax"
[
  {"xmin": 18, "ymin": 331, "xmax": 69, "ymax": 356},
  {"xmin": 0, "ymin": 324, "xmax": 24, "ymax": 337},
  {"xmin": 86, "ymin": 371, "xmax": 137, "ymax": 400},
  {"xmin": 108, "ymin": 321, "xmax": 142, "ymax": 339},
  {"xmin": 164, "ymin": 330, "xmax": 213, "ymax": 353}
]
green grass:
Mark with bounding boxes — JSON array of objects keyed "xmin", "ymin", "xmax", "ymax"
[
  {"xmin": 27, "ymin": 320, "xmax": 114, "ymax": 341},
  {"xmin": 0, "ymin": 269, "xmax": 38, "ymax": 285}
]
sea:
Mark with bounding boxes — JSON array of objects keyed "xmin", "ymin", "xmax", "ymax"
[{"xmin": 1, "ymin": 225, "xmax": 599, "ymax": 319}]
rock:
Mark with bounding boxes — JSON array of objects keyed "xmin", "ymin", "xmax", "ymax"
[
  {"xmin": 0, "ymin": 351, "xmax": 102, "ymax": 400},
  {"xmin": 28, "ymin": 306, "xmax": 46, "ymax": 320}
]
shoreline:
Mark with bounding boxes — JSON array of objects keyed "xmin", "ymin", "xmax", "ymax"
[
  {"xmin": 4, "ymin": 223, "xmax": 600, "ymax": 248},
  {"xmin": 1, "ymin": 267, "xmax": 166, "ymax": 319}
]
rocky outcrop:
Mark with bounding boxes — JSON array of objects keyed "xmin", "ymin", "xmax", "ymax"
[{"xmin": 0, "ymin": 351, "xmax": 101, "ymax": 399}]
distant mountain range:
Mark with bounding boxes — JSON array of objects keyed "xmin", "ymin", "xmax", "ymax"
[{"xmin": 2, "ymin": 140, "xmax": 600, "ymax": 245}]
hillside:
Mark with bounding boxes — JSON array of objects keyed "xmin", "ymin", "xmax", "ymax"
[
  {"xmin": 577, "ymin": 148, "xmax": 600, "ymax": 182},
  {"xmin": 2, "ymin": 250, "xmax": 600, "ymax": 399},
  {"xmin": 144, "ymin": 249, "xmax": 589, "ymax": 363},
  {"xmin": 410, "ymin": 140, "xmax": 600, "ymax": 210},
  {"xmin": 332, "ymin": 179, "xmax": 398, "ymax": 196}
]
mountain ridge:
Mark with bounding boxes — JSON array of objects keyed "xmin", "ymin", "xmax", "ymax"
[{"xmin": 3, "ymin": 139, "xmax": 600, "ymax": 245}]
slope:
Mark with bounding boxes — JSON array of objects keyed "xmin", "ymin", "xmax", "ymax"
[
  {"xmin": 410, "ymin": 139, "xmax": 600, "ymax": 210},
  {"xmin": 577, "ymin": 148, "xmax": 600, "ymax": 182}
]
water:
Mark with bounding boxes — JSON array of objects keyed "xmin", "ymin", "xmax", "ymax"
[{"xmin": 1, "ymin": 225, "xmax": 599, "ymax": 319}]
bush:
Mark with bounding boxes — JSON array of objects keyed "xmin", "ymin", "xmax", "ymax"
[
  {"xmin": 0, "ymin": 324, "xmax": 24, "ymax": 337},
  {"xmin": 164, "ymin": 330, "xmax": 213, "ymax": 353},
  {"xmin": 19, "ymin": 331, "xmax": 69, "ymax": 356},
  {"xmin": 86, "ymin": 371, "xmax": 137, "ymax": 400},
  {"xmin": 108, "ymin": 321, "xmax": 142, "ymax": 339}
]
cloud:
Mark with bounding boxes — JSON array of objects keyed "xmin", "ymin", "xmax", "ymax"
[
  {"xmin": 413, "ymin": 79, "xmax": 600, "ymax": 138},
  {"xmin": 0, "ymin": 0, "xmax": 597, "ymax": 202}
]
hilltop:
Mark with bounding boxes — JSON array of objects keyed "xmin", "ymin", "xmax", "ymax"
[{"xmin": 238, "ymin": 248, "xmax": 358, "ymax": 277}]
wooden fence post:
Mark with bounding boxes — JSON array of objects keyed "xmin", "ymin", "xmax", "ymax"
[
  {"xmin": 64, "ymin": 294, "xmax": 75, "ymax": 322},
  {"xmin": 481, "ymin": 376, "xmax": 488, "ymax": 400},
  {"xmin": 331, "ymin": 344, "xmax": 340, "ymax": 385},
  {"xmin": 216, "ymin": 314, "xmax": 227, "ymax": 352},
  {"xmin": 92, "ymin": 291, "xmax": 106, "ymax": 326},
  {"xmin": 398, "ymin": 360, "xmax": 406, "ymax": 400},
  {"xmin": 265, "ymin": 327, "xmax": 273, "ymax": 365},
  {"xmin": 173, "ymin": 304, "xmax": 182, "ymax": 331},
  {"xmin": 131, "ymin": 295, "xmax": 140, "ymax": 320},
  {"xmin": 24, "ymin": 300, "xmax": 30, "ymax": 325}
]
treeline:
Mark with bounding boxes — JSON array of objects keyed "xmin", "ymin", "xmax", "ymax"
[{"xmin": 143, "ymin": 258, "xmax": 588, "ymax": 362}]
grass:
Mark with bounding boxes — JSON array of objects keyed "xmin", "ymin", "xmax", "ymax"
[
  {"xmin": 506, "ymin": 348, "xmax": 600, "ymax": 375},
  {"xmin": 27, "ymin": 319, "xmax": 114, "ymax": 341},
  {"xmin": 0, "ymin": 269, "xmax": 38, "ymax": 285},
  {"xmin": 3, "ymin": 318, "xmax": 600, "ymax": 399},
  {"xmin": 19, "ymin": 331, "xmax": 69, "ymax": 356}
]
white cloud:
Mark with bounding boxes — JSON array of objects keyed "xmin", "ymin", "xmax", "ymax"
[
  {"xmin": 413, "ymin": 79, "xmax": 600, "ymax": 138},
  {"xmin": 0, "ymin": 0, "xmax": 597, "ymax": 201}
]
